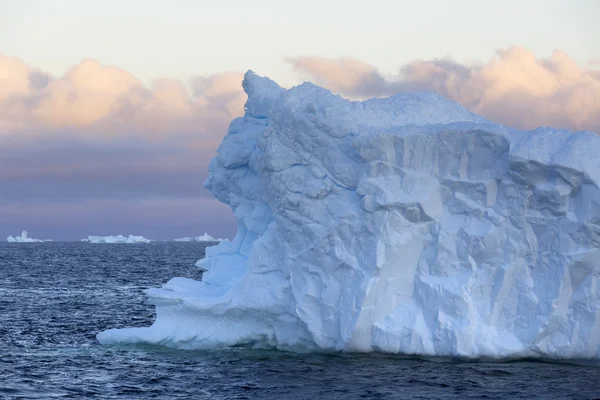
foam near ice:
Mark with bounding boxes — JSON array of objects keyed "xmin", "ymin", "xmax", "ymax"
[
  {"xmin": 85, "ymin": 235, "xmax": 151, "ymax": 243},
  {"xmin": 7, "ymin": 230, "xmax": 46, "ymax": 243},
  {"xmin": 174, "ymin": 233, "xmax": 225, "ymax": 242},
  {"xmin": 98, "ymin": 71, "xmax": 600, "ymax": 360}
]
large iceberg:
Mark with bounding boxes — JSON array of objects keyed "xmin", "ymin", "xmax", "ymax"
[
  {"xmin": 85, "ymin": 235, "xmax": 151, "ymax": 244},
  {"xmin": 174, "ymin": 233, "xmax": 225, "ymax": 242},
  {"xmin": 7, "ymin": 230, "xmax": 46, "ymax": 243},
  {"xmin": 98, "ymin": 71, "xmax": 600, "ymax": 360}
]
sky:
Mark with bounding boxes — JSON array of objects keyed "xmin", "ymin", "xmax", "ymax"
[{"xmin": 1, "ymin": 0, "xmax": 599, "ymax": 240}]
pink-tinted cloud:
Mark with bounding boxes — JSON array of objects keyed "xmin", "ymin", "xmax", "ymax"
[
  {"xmin": 0, "ymin": 54, "xmax": 246, "ymax": 239},
  {"xmin": 588, "ymin": 58, "xmax": 600, "ymax": 67},
  {"xmin": 2, "ymin": 47, "xmax": 599, "ymax": 240},
  {"xmin": 0, "ymin": 54, "xmax": 245, "ymax": 132},
  {"xmin": 288, "ymin": 47, "xmax": 600, "ymax": 133},
  {"xmin": 286, "ymin": 56, "xmax": 389, "ymax": 98},
  {"xmin": 191, "ymin": 71, "xmax": 246, "ymax": 112}
]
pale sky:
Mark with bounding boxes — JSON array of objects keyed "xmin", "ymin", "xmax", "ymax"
[
  {"xmin": 0, "ymin": 0, "xmax": 598, "ymax": 240},
  {"xmin": 1, "ymin": 0, "xmax": 597, "ymax": 86}
]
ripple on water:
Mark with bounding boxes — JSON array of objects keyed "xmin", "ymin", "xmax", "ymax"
[{"xmin": 1, "ymin": 242, "xmax": 600, "ymax": 399}]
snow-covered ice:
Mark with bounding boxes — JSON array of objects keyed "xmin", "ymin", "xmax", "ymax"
[
  {"xmin": 7, "ymin": 230, "xmax": 46, "ymax": 243},
  {"xmin": 174, "ymin": 233, "xmax": 225, "ymax": 242},
  {"xmin": 85, "ymin": 235, "xmax": 151, "ymax": 244},
  {"xmin": 98, "ymin": 71, "xmax": 600, "ymax": 360}
]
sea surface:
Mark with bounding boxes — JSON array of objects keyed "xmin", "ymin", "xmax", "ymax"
[{"xmin": 1, "ymin": 242, "xmax": 599, "ymax": 400}]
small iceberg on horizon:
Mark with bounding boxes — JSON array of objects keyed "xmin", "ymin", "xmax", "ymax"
[
  {"xmin": 7, "ymin": 230, "xmax": 46, "ymax": 243},
  {"xmin": 174, "ymin": 233, "xmax": 225, "ymax": 242},
  {"xmin": 83, "ymin": 235, "xmax": 152, "ymax": 244}
]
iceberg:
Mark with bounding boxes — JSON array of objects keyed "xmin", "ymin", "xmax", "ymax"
[
  {"xmin": 98, "ymin": 71, "xmax": 600, "ymax": 360},
  {"xmin": 174, "ymin": 233, "xmax": 225, "ymax": 242},
  {"xmin": 6, "ymin": 230, "xmax": 46, "ymax": 243},
  {"xmin": 85, "ymin": 235, "xmax": 151, "ymax": 244}
]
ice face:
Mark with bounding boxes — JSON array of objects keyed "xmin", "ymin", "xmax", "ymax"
[
  {"xmin": 86, "ymin": 235, "xmax": 151, "ymax": 243},
  {"xmin": 98, "ymin": 71, "xmax": 600, "ymax": 360}
]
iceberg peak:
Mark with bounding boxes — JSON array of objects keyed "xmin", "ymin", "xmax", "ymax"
[
  {"xmin": 99, "ymin": 72, "xmax": 600, "ymax": 360},
  {"xmin": 242, "ymin": 70, "xmax": 283, "ymax": 118}
]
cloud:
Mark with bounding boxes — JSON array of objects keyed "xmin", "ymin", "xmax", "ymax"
[
  {"xmin": 0, "ymin": 53, "xmax": 246, "ymax": 239},
  {"xmin": 588, "ymin": 58, "xmax": 600, "ymax": 67},
  {"xmin": 2, "ymin": 47, "xmax": 599, "ymax": 239},
  {"xmin": 0, "ymin": 132, "xmax": 216, "ymax": 204},
  {"xmin": 288, "ymin": 47, "xmax": 600, "ymax": 133},
  {"xmin": 287, "ymin": 56, "xmax": 389, "ymax": 98},
  {"xmin": 190, "ymin": 71, "xmax": 247, "ymax": 122},
  {"xmin": 0, "ymin": 54, "xmax": 245, "ymax": 132}
]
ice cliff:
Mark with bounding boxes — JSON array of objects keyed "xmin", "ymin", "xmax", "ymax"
[
  {"xmin": 98, "ymin": 71, "xmax": 600, "ymax": 360},
  {"xmin": 7, "ymin": 231, "xmax": 46, "ymax": 243},
  {"xmin": 85, "ymin": 235, "xmax": 151, "ymax": 244}
]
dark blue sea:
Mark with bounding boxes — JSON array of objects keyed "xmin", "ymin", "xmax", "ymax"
[{"xmin": 1, "ymin": 242, "xmax": 599, "ymax": 399}]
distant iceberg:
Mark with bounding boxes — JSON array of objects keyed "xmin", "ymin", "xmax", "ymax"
[
  {"xmin": 84, "ymin": 235, "xmax": 151, "ymax": 244},
  {"xmin": 7, "ymin": 230, "xmax": 46, "ymax": 243},
  {"xmin": 174, "ymin": 233, "xmax": 225, "ymax": 242}
]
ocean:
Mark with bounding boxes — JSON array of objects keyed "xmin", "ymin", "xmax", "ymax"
[{"xmin": 1, "ymin": 242, "xmax": 599, "ymax": 399}]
